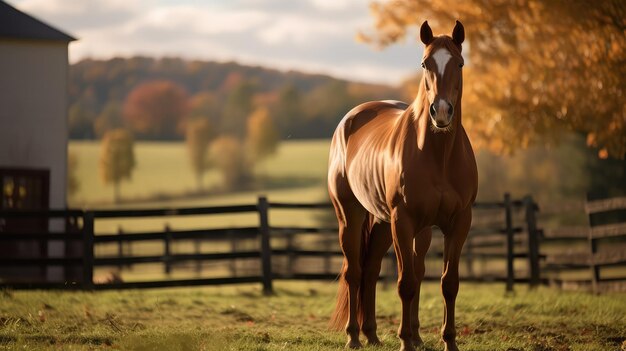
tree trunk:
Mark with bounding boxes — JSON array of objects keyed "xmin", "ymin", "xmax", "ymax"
[{"xmin": 113, "ymin": 181, "xmax": 120, "ymax": 204}]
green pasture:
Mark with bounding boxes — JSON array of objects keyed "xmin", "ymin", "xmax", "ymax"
[
  {"xmin": 69, "ymin": 139, "xmax": 333, "ymax": 241},
  {"xmin": 1, "ymin": 281, "xmax": 624, "ymax": 351},
  {"xmin": 68, "ymin": 139, "xmax": 331, "ymax": 208}
]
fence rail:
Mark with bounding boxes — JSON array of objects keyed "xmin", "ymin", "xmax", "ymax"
[
  {"xmin": 0, "ymin": 193, "xmax": 541, "ymax": 293},
  {"xmin": 540, "ymin": 195, "xmax": 626, "ymax": 293}
]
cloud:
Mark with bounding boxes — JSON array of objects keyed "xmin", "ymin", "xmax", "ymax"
[
  {"xmin": 128, "ymin": 5, "xmax": 269, "ymax": 36},
  {"xmin": 309, "ymin": 0, "xmax": 363, "ymax": 12},
  {"xmin": 6, "ymin": 0, "xmax": 421, "ymax": 85},
  {"xmin": 16, "ymin": 0, "xmax": 138, "ymax": 30},
  {"xmin": 257, "ymin": 16, "xmax": 347, "ymax": 46}
]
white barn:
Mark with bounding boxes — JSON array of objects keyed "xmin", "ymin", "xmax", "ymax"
[{"xmin": 0, "ymin": 0, "xmax": 76, "ymax": 282}]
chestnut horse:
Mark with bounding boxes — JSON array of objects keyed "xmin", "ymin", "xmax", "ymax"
[{"xmin": 328, "ymin": 21, "xmax": 477, "ymax": 351}]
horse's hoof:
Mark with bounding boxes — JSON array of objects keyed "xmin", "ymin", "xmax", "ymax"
[
  {"xmin": 444, "ymin": 341, "xmax": 459, "ymax": 351},
  {"xmin": 366, "ymin": 336, "xmax": 382, "ymax": 346},
  {"xmin": 411, "ymin": 335, "xmax": 424, "ymax": 348},
  {"xmin": 399, "ymin": 339, "xmax": 415, "ymax": 351},
  {"xmin": 346, "ymin": 339, "xmax": 363, "ymax": 349}
]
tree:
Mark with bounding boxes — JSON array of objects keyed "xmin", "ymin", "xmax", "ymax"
[
  {"xmin": 94, "ymin": 101, "xmax": 124, "ymax": 138},
  {"xmin": 123, "ymin": 80, "xmax": 188, "ymax": 140},
  {"xmin": 360, "ymin": 0, "xmax": 626, "ymax": 159},
  {"xmin": 210, "ymin": 136, "xmax": 252, "ymax": 191},
  {"xmin": 186, "ymin": 119, "xmax": 213, "ymax": 191},
  {"xmin": 187, "ymin": 91, "xmax": 221, "ymax": 129},
  {"xmin": 99, "ymin": 129, "xmax": 136, "ymax": 203},
  {"xmin": 221, "ymin": 80, "xmax": 256, "ymax": 138},
  {"xmin": 246, "ymin": 106, "xmax": 279, "ymax": 162}
]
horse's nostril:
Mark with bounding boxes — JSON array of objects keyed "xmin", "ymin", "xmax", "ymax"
[
  {"xmin": 447, "ymin": 102, "xmax": 454, "ymax": 117},
  {"xmin": 429, "ymin": 103, "xmax": 437, "ymax": 117}
]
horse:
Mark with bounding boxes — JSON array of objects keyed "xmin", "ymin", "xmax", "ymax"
[{"xmin": 328, "ymin": 20, "xmax": 477, "ymax": 351}]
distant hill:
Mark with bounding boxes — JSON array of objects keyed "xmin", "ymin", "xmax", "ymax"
[{"xmin": 68, "ymin": 57, "xmax": 405, "ymax": 140}]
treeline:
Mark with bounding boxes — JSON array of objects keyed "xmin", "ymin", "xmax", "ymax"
[{"xmin": 68, "ymin": 56, "xmax": 403, "ymax": 141}]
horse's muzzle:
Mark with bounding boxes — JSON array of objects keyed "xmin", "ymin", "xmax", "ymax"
[{"xmin": 429, "ymin": 100, "xmax": 454, "ymax": 128}]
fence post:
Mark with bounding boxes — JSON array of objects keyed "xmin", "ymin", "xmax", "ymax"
[
  {"xmin": 195, "ymin": 238, "xmax": 202, "ymax": 275},
  {"xmin": 258, "ymin": 196, "xmax": 273, "ymax": 294},
  {"xmin": 82, "ymin": 211, "xmax": 94, "ymax": 290},
  {"xmin": 117, "ymin": 226, "xmax": 124, "ymax": 271},
  {"xmin": 286, "ymin": 233, "xmax": 294, "ymax": 278},
  {"xmin": 504, "ymin": 193, "xmax": 515, "ymax": 292},
  {"xmin": 229, "ymin": 231, "xmax": 237, "ymax": 277},
  {"xmin": 164, "ymin": 224, "xmax": 172, "ymax": 275},
  {"xmin": 524, "ymin": 195, "xmax": 541, "ymax": 288},
  {"xmin": 586, "ymin": 194, "xmax": 600, "ymax": 294}
]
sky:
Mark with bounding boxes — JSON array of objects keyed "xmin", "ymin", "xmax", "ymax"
[{"xmin": 7, "ymin": 0, "xmax": 424, "ymax": 85}]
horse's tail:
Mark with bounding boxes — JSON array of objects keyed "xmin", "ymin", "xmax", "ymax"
[{"xmin": 329, "ymin": 215, "xmax": 373, "ymax": 331}]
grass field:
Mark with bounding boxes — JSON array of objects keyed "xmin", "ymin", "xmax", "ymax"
[
  {"xmin": 0, "ymin": 281, "xmax": 624, "ymax": 351},
  {"xmin": 69, "ymin": 139, "xmax": 331, "ymax": 208}
]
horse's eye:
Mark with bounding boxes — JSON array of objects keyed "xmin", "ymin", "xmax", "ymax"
[
  {"xmin": 421, "ymin": 62, "xmax": 425, "ymax": 69},
  {"xmin": 459, "ymin": 62, "xmax": 464, "ymax": 68}
]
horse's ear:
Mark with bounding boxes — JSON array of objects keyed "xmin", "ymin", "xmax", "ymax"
[
  {"xmin": 452, "ymin": 20, "xmax": 465, "ymax": 46},
  {"xmin": 420, "ymin": 21, "xmax": 434, "ymax": 45}
]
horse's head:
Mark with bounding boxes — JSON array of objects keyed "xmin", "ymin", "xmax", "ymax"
[{"xmin": 419, "ymin": 20, "xmax": 465, "ymax": 130}]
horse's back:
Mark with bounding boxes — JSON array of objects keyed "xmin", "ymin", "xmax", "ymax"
[
  {"xmin": 328, "ymin": 100, "xmax": 408, "ymax": 221},
  {"xmin": 331, "ymin": 99, "xmax": 407, "ymax": 149}
]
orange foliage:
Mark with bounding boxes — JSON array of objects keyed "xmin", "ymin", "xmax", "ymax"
[
  {"xmin": 123, "ymin": 80, "xmax": 188, "ymax": 139},
  {"xmin": 246, "ymin": 106, "xmax": 279, "ymax": 161},
  {"xmin": 362, "ymin": 0, "xmax": 625, "ymax": 159}
]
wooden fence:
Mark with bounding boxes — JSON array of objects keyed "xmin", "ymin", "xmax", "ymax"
[
  {"xmin": 0, "ymin": 194, "xmax": 541, "ymax": 293},
  {"xmin": 540, "ymin": 195, "xmax": 626, "ymax": 293}
]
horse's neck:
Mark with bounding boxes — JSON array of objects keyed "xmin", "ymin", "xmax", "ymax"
[{"xmin": 409, "ymin": 87, "xmax": 462, "ymax": 169}]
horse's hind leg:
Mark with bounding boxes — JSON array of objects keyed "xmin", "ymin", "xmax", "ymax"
[
  {"xmin": 332, "ymin": 196, "xmax": 367, "ymax": 349},
  {"xmin": 440, "ymin": 209, "xmax": 471, "ymax": 351},
  {"xmin": 361, "ymin": 219, "xmax": 392, "ymax": 345},
  {"xmin": 411, "ymin": 227, "xmax": 432, "ymax": 347}
]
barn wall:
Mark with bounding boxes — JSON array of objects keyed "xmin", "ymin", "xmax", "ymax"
[
  {"xmin": 0, "ymin": 40, "xmax": 70, "ymax": 281},
  {"xmin": 0, "ymin": 40, "xmax": 69, "ymax": 209}
]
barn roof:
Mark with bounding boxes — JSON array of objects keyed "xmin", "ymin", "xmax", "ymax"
[{"xmin": 0, "ymin": 1, "xmax": 76, "ymax": 42}]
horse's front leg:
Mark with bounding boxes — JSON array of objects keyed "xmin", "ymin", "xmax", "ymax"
[
  {"xmin": 410, "ymin": 227, "xmax": 432, "ymax": 347},
  {"xmin": 441, "ymin": 209, "xmax": 471, "ymax": 351},
  {"xmin": 391, "ymin": 207, "xmax": 417, "ymax": 351}
]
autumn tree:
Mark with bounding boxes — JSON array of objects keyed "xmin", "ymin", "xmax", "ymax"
[
  {"xmin": 246, "ymin": 106, "xmax": 279, "ymax": 162},
  {"xmin": 123, "ymin": 80, "xmax": 188, "ymax": 140},
  {"xmin": 221, "ymin": 80, "xmax": 256, "ymax": 138},
  {"xmin": 187, "ymin": 91, "xmax": 221, "ymax": 130},
  {"xmin": 186, "ymin": 119, "xmax": 213, "ymax": 191},
  {"xmin": 361, "ymin": 0, "xmax": 626, "ymax": 159},
  {"xmin": 210, "ymin": 136, "xmax": 252, "ymax": 191},
  {"xmin": 99, "ymin": 129, "xmax": 136, "ymax": 203},
  {"xmin": 94, "ymin": 101, "xmax": 124, "ymax": 138}
]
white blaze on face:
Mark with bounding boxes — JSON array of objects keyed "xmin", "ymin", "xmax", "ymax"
[{"xmin": 432, "ymin": 48, "xmax": 452, "ymax": 77}]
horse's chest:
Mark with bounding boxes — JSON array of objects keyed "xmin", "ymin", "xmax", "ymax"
[{"xmin": 404, "ymin": 179, "xmax": 465, "ymax": 228}]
